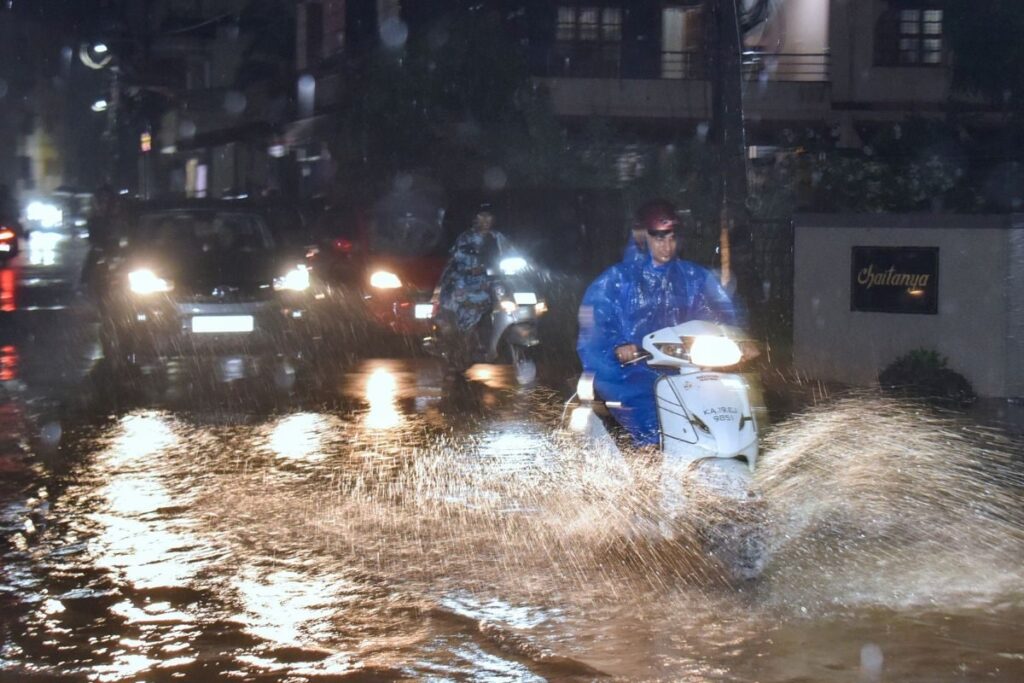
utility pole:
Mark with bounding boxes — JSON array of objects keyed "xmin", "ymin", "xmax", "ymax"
[
  {"xmin": 708, "ymin": 0, "xmax": 748, "ymax": 285},
  {"xmin": 707, "ymin": 0, "xmax": 755, "ymax": 308}
]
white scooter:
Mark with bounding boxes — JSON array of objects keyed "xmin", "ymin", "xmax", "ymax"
[{"xmin": 566, "ymin": 320, "xmax": 765, "ymax": 579}]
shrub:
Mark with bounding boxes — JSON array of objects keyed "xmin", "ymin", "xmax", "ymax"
[{"xmin": 879, "ymin": 348, "xmax": 976, "ymax": 407}]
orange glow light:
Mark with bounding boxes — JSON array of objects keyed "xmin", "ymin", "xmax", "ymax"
[
  {"xmin": 0, "ymin": 345, "xmax": 17, "ymax": 381},
  {"xmin": 0, "ymin": 268, "xmax": 15, "ymax": 312}
]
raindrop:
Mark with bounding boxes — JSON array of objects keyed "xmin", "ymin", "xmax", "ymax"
[
  {"xmin": 379, "ymin": 17, "xmax": 409, "ymax": 49},
  {"xmin": 695, "ymin": 122, "xmax": 710, "ymax": 142},
  {"xmin": 178, "ymin": 119, "xmax": 197, "ymax": 139},
  {"xmin": 456, "ymin": 120, "xmax": 481, "ymax": 142},
  {"xmin": 394, "ymin": 173, "xmax": 414, "ymax": 192},
  {"xmin": 223, "ymin": 90, "xmax": 247, "ymax": 115},
  {"xmin": 298, "ymin": 73, "xmax": 316, "ymax": 95},
  {"xmin": 274, "ymin": 361, "xmax": 296, "ymax": 392},
  {"xmin": 38, "ymin": 421, "xmax": 62, "ymax": 450},
  {"xmin": 483, "ymin": 166, "xmax": 508, "ymax": 191},
  {"xmin": 0, "ymin": 79, "xmax": 7, "ymax": 99},
  {"xmin": 859, "ymin": 643, "xmax": 884, "ymax": 681},
  {"xmin": 297, "ymin": 74, "xmax": 316, "ymax": 118},
  {"xmin": 428, "ymin": 25, "xmax": 449, "ymax": 50}
]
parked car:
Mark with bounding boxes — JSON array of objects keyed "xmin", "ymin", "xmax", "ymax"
[
  {"xmin": 97, "ymin": 200, "xmax": 326, "ymax": 386},
  {"xmin": 307, "ymin": 199, "xmax": 454, "ymax": 340}
]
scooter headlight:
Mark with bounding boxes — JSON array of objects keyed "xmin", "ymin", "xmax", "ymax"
[
  {"xmin": 688, "ymin": 335, "xmax": 742, "ymax": 368},
  {"xmin": 128, "ymin": 268, "xmax": 173, "ymax": 294},
  {"xmin": 499, "ymin": 256, "xmax": 528, "ymax": 275},
  {"xmin": 273, "ymin": 264, "xmax": 310, "ymax": 292},
  {"xmin": 370, "ymin": 270, "xmax": 402, "ymax": 289}
]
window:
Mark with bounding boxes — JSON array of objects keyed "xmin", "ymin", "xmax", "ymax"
[
  {"xmin": 661, "ymin": 6, "xmax": 703, "ymax": 79},
  {"xmin": 898, "ymin": 9, "xmax": 943, "ymax": 64},
  {"xmin": 554, "ymin": 5, "xmax": 622, "ymax": 77},
  {"xmin": 876, "ymin": 7, "xmax": 944, "ymax": 66}
]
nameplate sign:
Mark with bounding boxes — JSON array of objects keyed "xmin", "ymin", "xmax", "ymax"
[{"xmin": 851, "ymin": 246, "xmax": 939, "ymax": 314}]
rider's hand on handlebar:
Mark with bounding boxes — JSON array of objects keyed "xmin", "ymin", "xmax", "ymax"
[{"xmin": 615, "ymin": 344, "xmax": 640, "ymax": 364}]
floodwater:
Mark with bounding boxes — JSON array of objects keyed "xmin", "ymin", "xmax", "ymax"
[
  {"xmin": 0, "ymin": 355, "xmax": 1021, "ymax": 681},
  {"xmin": 0, "ymin": 232, "xmax": 1021, "ymax": 680}
]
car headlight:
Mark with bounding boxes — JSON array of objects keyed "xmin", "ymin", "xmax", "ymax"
[
  {"xmin": 370, "ymin": 270, "xmax": 402, "ymax": 289},
  {"xmin": 128, "ymin": 268, "xmax": 173, "ymax": 294},
  {"xmin": 274, "ymin": 264, "xmax": 310, "ymax": 292},
  {"xmin": 499, "ymin": 256, "xmax": 528, "ymax": 275},
  {"xmin": 688, "ymin": 335, "xmax": 742, "ymax": 368}
]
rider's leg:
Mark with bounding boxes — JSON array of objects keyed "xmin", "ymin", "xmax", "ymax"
[{"xmin": 595, "ymin": 372, "xmax": 660, "ymax": 446}]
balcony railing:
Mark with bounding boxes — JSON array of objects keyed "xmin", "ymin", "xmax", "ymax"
[
  {"xmin": 740, "ymin": 51, "xmax": 830, "ymax": 82},
  {"xmin": 657, "ymin": 50, "xmax": 831, "ymax": 81},
  {"xmin": 537, "ymin": 48, "xmax": 830, "ymax": 83}
]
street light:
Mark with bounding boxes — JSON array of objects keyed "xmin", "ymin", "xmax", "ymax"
[{"xmin": 91, "ymin": 98, "xmax": 108, "ymax": 112}]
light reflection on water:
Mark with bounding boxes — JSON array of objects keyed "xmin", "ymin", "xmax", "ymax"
[
  {"xmin": 267, "ymin": 412, "xmax": 328, "ymax": 461},
  {"xmin": 364, "ymin": 366, "xmax": 402, "ymax": 430},
  {"xmin": 0, "ymin": 380, "xmax": 1021, "ymax": 680},
  {"xmin": 233, "ymin": 569, "xmax": 350, "ymax": 648}
]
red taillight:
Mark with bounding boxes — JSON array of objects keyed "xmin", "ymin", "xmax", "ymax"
[
  {"xmin": 0, "ymin": 228, "xmax": 15, "ymax": 242},
  {"xmin": 0, "ymin": 269, "xmax": 14, "ymax": 312},
  {"xmin": 332, "ymin": 238, "xmax": 354, "ymax": 254},
  {"xmin": 0, "ymin": 345, "xmax": 16, "ymax": 381}
]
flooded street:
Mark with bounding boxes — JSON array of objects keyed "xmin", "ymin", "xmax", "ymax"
[{"xmin": 0, "ymin": 236, "xmax": 1022, "ymax": 681}]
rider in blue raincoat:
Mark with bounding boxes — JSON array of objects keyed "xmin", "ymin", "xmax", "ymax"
[{"xmin": 577, "ymin": 199, "xmax": 743, "ymax": 445}]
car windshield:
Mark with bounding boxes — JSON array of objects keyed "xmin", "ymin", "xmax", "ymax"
[{"xmin": 136, "ymin": 211, "xmax": 276, "ymax": 254}]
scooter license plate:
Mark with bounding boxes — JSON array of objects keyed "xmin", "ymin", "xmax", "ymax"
[
  {"xmin": 414, "ymin": 304, "xmax": 434, "ymax": 319},
  {"xmin": 191, "ymin": 315, "xmax": 254, "ymax": 333}
]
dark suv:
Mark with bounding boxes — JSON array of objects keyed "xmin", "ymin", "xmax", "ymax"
[{"xmin": 98, "ymin": 202, "xmax": 324, "ymax": 383}]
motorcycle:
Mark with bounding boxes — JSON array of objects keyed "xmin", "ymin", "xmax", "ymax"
[
  {"xmin": 565, "ymin": 319, "xmax": 766, "ymax": 580},
  {"xmin": 424, "ymin": 255, "xmax": 547, "ymax": 385}
]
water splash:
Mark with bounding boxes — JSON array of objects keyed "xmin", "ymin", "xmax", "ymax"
[{"xmin": 756, "ymin": 392, "xmax": 1024, "ymax": 611}]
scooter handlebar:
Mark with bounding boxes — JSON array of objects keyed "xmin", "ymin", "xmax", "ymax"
[{"xmin": 621, "ymin": 351, "xmax": 652, "ymax": 366}]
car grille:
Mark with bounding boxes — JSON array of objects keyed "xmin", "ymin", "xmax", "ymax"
[{"xmin": 178, "ymin": 285, "xmax": 274, "ymax": 304}]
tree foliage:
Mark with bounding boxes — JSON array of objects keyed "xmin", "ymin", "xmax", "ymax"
[
  {"xmin": 331, "ymin": 8, "xmax": 572, "ymax": 197},
  {"xmin": 236, "ymin": 0, "xmax": 297, "ymax": 90},
  {"xmin": 946, "ymin": 1, "xmax": 1024, "ymax": 109}
]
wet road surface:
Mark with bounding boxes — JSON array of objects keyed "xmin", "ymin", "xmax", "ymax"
[{"xmin": 0, "ymin": 233, "xmax": 1022, "ymax": 681}]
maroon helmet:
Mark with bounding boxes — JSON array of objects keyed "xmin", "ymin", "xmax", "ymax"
[{"xmin": 635, "ymin": 199, "xmax": 679, "ymax": 233}]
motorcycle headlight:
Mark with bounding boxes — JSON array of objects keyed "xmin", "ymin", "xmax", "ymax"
[
  {"xmin": 512, "ymin": 291, "xmax": 537, "ymax": 305},
  {"xmin": 688, "ymin": 335, "xmax": 742, "ymax": 368},
  {"xmin": 128, "ymin": 268, "xmax": 173, "ymax": 294},
  {"xmin": 499, "ymin": 256, "xmax": 528, "ymax": 275},
  {"xmin": 273, "ymin": 264, "xmax": 310, "ymax": 292},
  {"xmin": 370, "ymin": 270, "xmax": 402, "ymax": 289}
]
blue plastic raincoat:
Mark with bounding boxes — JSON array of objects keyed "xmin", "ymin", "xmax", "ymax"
[
  {"xmin": 622, "ymin": 239, "xmax": 644, "ymax": 264},
  {"xmin": 577, "ymin": 253, "xmax": 742, "ymax": 445}
]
